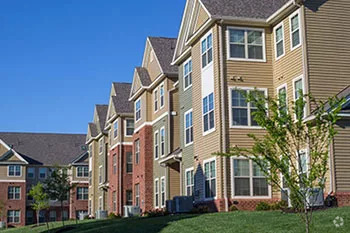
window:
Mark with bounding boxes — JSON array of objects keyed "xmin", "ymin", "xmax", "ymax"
[
  {"xmin": 161, "ymin": 177, "xmax": 166, "ymax": 207},
  {"xmin": 27, "ymin": 186, "xmax": 33, "ymax": 201},
  {"xmin": 160, "ymin": 127, "xmax": 165, "ymax": 157},
  {"xmin": 39, "ymin": 168, "xmax": 47, "ymax": 179},
  {"xmin": 135, "ymin": 99, "xmax": 141, "ymax": 122},
  {"xmin": 113, "ymin": 154, "xmax": 117, "ymax": 174},
  {"xmin": 290, "ymin": 11, "xmax": 301, "ymax": 50},
  {"xmin": 135, "ymin": 184, "xmax": 140, "ymax": 207},
  {"xmin": 99, "ymin": 166, "xmax": 102, "ymax": 184},
  {"xmin": 228, "ymin": 28, "xmax": 265, "ymax": 61},
  {"xmin": 201, "ymin": 33, "xmax": 213, "ymax": 68},
  {"xmin": 114, "ymin": 121, "xmax": 118, "ymax": 138},
  {"xmin": 26, "ymin": 210, "xmax": 33, "ymax": 223},
  {"xmin": 125, "ymin": 119, "xmax": 134, "ymax": 136},
  {"xmin": 154, "ymin": 89, "xmax": 158, "ymax": 112},
  {"xmin": 154, "ymin": 179, "xmax": 159, "ymax": 208},
  {"xmin": 7, "ymin": 210, "xmax": 20, "ymax": 223},
  {"xmin": 113, "ymin": 191, "xmax": 117, "ymax": 212},
  {"xmin": 99, "ymin": 138, "xmax": 103, "ymax": 154},
  {"xmin": 39, "ymin": 210, "xmax": 45, "ymax": 223},
  {"xmin": 203, "ymin": 93, "xmax": 215, "ymax": 133},
  {"xmin": 183, "ymin": 59, "xmax": 192, "ymax": 90},
  {"xmin": 277, "ymin": 84, "xmax": 288, "ymax": 115},
  {"xmin": 99, "ymin": 196, "xmax": 103, "ymax": 210},
  {"xmin": 186, "ymin": 168, "xmax": 194, "ymax": 196},
  {"xmin": 8, "ymin": 165, "xmax": 21, "ymax": 177},
  {"xmin": 77, "ymin": 187, "xmax": 88, "ymax": 200},
  {"xmin": 126, "ymin": 190, "xmax": 132, "ymax": 205},
  {"xmin": 62, "ymin": 210, "xmax": 68, "ymax": 221},
  {"xmin": 298, "ymin": 150, "xmax": 308, "ymax": 187},
  {"xmin": 27, "ymin": 167, "xmax": 35, "ymax": 179},
  {"xmin": 230, "ymin": 88, "xmax": 266, "ymax": 127},
  {"xmin": 160, "ymin": 84, "xmax": 165, "ymax": 108},
  {"xmin": 275, "ymin": 23, "xmax": 285, "ymax": 59},
  {"xmin": 126, "ymin": 152, "xmax": 133, "ymax": 173},
  {"xmin": 8, "ymin": 186, "xmax": 21, "ymax": 200},
  {"xmin": 154, "ymin": 131, "xmax": 159, "ymax": 160},
  {"xmin": 204, "ymin": 159, "xmax": 216, "ymax": 199},
  {"xmin": 135, "ymin": 140, "xmax": 140, "ymax": 164},
  {"xmin": 293, "ymin": 76, "xmax": 305, "ymax": 119},
  {"xmin": 49, "ymin": 210, "xmax": 56, "ymax": 222},
  {"xmin": 232, "ymin": 158, "xmax": 269, "ymax": 197},
  {"xmin": 77, "ymin": 166, "xmax": 88, "ymax": 177},
  {"xmin": 185, "ymin": 110, "xmax": 193, "ymax": 146}
]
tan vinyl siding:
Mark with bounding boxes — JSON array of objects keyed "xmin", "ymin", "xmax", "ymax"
[
  {"xmin": 151, "ymin": 78, "xmax": 171, "ymax": 121},
  {"xmin": 134, "ymin": 92, "xmax": 152, "ymax": 130},
  {"xmin": 304, "ymin": 1, "xmax": 350, "ymax": 104},
  {"xmin": 170, "ymin": 88, "xmax": 180, "ymax": 151},
  {"xmin": 0, "ymin": 144, "xmax": 8, "ymax": 155},
  {"xmin": 194, "ymin": 4, "xmax": 209, "ymax": 32},
  {"xmin": 168, "ymin": 163, "xmax": 180, "ymax": 199},
  {"xmin": 146, "ymin": 50, "xmax": 162, "ymax": 81},
  {"xmin": 0, "ymin": 165, "xmax": 25, "ymax": 180}
]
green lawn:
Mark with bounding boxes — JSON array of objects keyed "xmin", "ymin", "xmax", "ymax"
[{"xmin": 2, "ymin": 207, "xmax": 349, "ymax": 233}]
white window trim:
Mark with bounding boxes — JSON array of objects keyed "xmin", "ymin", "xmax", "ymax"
[
  {"xmin": 277, "ymin": 83, "xmax": 289, "ymax": 114},
  {"xmin": 183, "ymin": 57, "xmax": 193, "ymax": 91},
  {"xmin": 203, "ymin": 157, "xmax": 217, "ymax": 201},
  {"xmin": 228, "ymin": 86, "xmax": 268, "ymax": 129},
  {"xmin": 8, "ymin": 210, "xmax": 21, "ymax": 223},
  {"xmin": 154, "ymin": 178, "xmax": 159, "ymax": 208},
  {"xmin": 185, "ymin": 167, "xmax": 194, "ymax": 196},
  {"xmin": 226, "ymin": 26, "xmax": 266, "ymax": 62},
  {"xmin": 202, "ymin": 93, "xmax": 216, "ymax": 136},
  {"xmin": 98, "ymin": 138, "xmax": 103, "ymax": 155},
  {"xmin": 230, "ymin": 157, "xmax": 272, "ymax": 199},
  {"xmin": 280, "ymin": 155, "xmax": 292, "ymax": 207},
  {"xmin": 135, "ymin": 140, "xmax": 140, "ymax": 164},
  {"xmin": 8, "ymin": 186, "xmax": 21, "ymax": 200},
  {"xmin": 135, "ymin": 98, "xmax": 142, "ymax": 123},
  {"xmin": 113, "ymin": 120, "xmax": 118, "ymax": 139},
  {"xmin": 154, "ymin": 130, "xmax": 159, "ymax": 160},
  {"xmin": 200, "ymin": 30, "xmax": 213, "ymax": 71},
  {"xmin": 124, "ymin": 119, "xmax": 134, "ymax": 137},
  {"xmin": 289, "ymin": 9, "xmax": 302, "ymax": 51},
  {"xmin": 153, "ymin": 88, "xmax": 159, "ymax": 113},
  {"xmin": 76, "ymin": 166, "xmax": 88, "ymax": 178},
  {"xmin": 297, "ymin": 149, "xmax": 309, "ymax": 175},
  {"xmin": 160, "ymin": 176, "xmax": 166, "ymax": 208},
  {"xmin": 160, "ymin": 127, "xmax": 166, "ymax": 158},
  {"xmin": 160, "ymin": 82, "xmax": 165, "ymax": 109},
  {"xmin": 38, "ymin": 167, "xmax": 47, "ymax": 179},
  {"xmin": 7, "ymin": 165, "xmax": 22, "ymax": 177},
  {"xmin": 184, "ymin": 109, "xmax": 194, "ymax": 147},
  {"xmin": 292, "ymin": 75, "xmax": 307, "ymax": 119},
  {"xmin": 274, "ymin": 21, "xmax": 285, "ymax": 61},
  {"xmin": 98, "ymin": 165, "xmax": 103, "ymax": 185},
  {"xmin": 99, "ymin": 196, "xmax": 103, "ymax": 210}
]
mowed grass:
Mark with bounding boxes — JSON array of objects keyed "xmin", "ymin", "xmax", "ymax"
[{"xmin": 2, "ymin": 207, "xmax": 349, "ymax": 233}]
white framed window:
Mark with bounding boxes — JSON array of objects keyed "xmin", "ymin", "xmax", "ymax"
[
  {"xmin": 77, "ymin": 166, "xmax": 89, "ymax": 177},
  {"xmin": 98, "ymin": 196, "xmax": 103, "ymax": 210},
  {"xmin": 160, "ymin": 127, "xmax": 165, "ymax": 157},
  {"xmin": 8, "ymin": 186, "xmax": 21, "ymax": 200},
  {"xmin": 8, "ymin": 165, "xmax": 21, "ymax": 177},
  {"xmin": 201, "ymin": 32, "xmax": 213, "ymax": 69},
  {"xmin": 125, "ymin": 119, "xmax": 134, "ymax": 136},
  {"xmin": 135, "ymin": 140, "xmax": 140, "ymax": 164},
  {"xmin": 112, "ymin": 191, "xmax": 117, "ymax": 211},
  {"xmin": 184, "ymin": 109, "xmax": 193, "ymax": 146},
  {"xmin": 231, "ymin": 158, "xmax": 270, "ymax": 198},
  {"xmin": 277, "ymin": 84, "xmax": 288, "ymax": 115},
  {"xmin": 113, "ymin": 154, "xmax": 117, "ymax": 174},
  {"xmin": 77, "ymin": 187, "xmax": 88, "ymax": 200},
  {"xmin": 27, "ymin": 167, "xmax": 35, "ymax": 179},
  {"xmin": 227, "ymin": 27, "xmax": 265, "ymax": 61},
  {"xmin": 154, "ymin": 178, "xmax": 159, "ymax": 208},
  {"xmin": 160, "ymin": 176, "xmax": 166, "ymax": 207},
  {"xmin": 160, "ymin": 84, "xmax": 165, "ymax": 108},
  {"xmin": 135, "ymin": 184, "xmax": 140, "ymax": 207},
  {"xmin": 274, "ymin": 22, "xmax": 285, "ymax": 60},
  {"xmin": 7, "ymin": 210, "xmax": 20, "ymax": 223},
  {"xmin": 135, "ymin": 98, "xmax": 141, "ymax": 122},
  {"xmin": 126, "ymin": 152, "xmax": 133, "ymax": 173},
  {"xmin": 154, "ymin": 89, "xmax": 158, "ymax": 112},
  {"xmin": 203, "ymin": 93, "xmax": 215, "ymax": 134},
  {"xmin": 229, "ymin": 87, "xmax": 267, "ymax": 128},
  {"xmin": 99, "ymin": 138, "xmax": 103, "ymax": 154},
  {"xmin": 183, "ymin": 58, "xmax": 192, "ymax": 90},
  {"xmin": 114, "ymin": 121, "xmax": 118, "ymax": 138},
  {"xmin": 39, "ymin": 167, "xmax": 47, "ymax": 179},
  {"xmin": 204, "ymin": 158, "xmax": 216, "ymax": 199},
  {"xmin": 293, "ymin": 75, "xmax": 306, "ymax": 119},
  {"xmin": 290, "ymin": 10, "xmax": 301, "ymax": 50},
  {"xmin": 298, "ymin": 149, "xmax": 309, "ymax": 177},
  {"xmin": 99, "ymin": 166, "xmax": 102, "ymax": 184},
  {"xmin": 185, "ymin": 168, "xmax": 194, "ymax": 196},
  {"xmin": 154, "ymin": 130, "xmax": 159, "ymax": 160},
  {"xmin": 126, "ymin": 190, "xmax": 132, "ymax": 205}
]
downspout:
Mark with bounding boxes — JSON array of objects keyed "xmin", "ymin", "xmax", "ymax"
[
  {"xmin": 218, "ymin": 20, "xmax": 228, "ymax": 212},
  {"xmin": 300, "ymin": 5, "xmax": 310, "ymax": 114},
  {"xmin": 329, "ymin": 140, "xmax": 336, "ymax": 194},
  {"xmin": 119, "ymin": 141, "xmax": 123, "ymax": 215}
]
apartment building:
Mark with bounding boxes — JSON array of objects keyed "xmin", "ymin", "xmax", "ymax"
[
  {"xmin": 104, "ymin": 82, "xmax": 134, "ymax": 216},
  {"xmin": 171, "ymin": 0, "xmax": 350, "ymax": 211},
  {"xmin": 86, "ymin": 105, "xmax": 109, "ymax": 216},
  {"xmin": 129, "ymin": 37, "xmax": 178, "ymax": 212},
  {"xmin": 0, "ymin": 132, "xmax": 88, "ymax": 226}
]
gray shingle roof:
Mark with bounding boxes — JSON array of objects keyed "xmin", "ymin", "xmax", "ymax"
[
  {"xmin": 200, "ymin": 0, "xmax": 290, "ymax": 20},
  {"xmin": 135, "ymin": 67, "xmax": 152, "ymax": 87},
  {"xmin": 0, "ymin": 132, "xmax": 87, "ymax": 165},
  {"xmin": 95, "ymin": 105, "xmax": 108, "ymax": 134},
  {"xmin": 88, "ymin": 123, "xmax": 98, "ymax": 137},
  {"xmin": 148, "ymin": 37, "xmax": 178, "ymax": 75},
  {"xmin": 111, "ymin": 82, "xmax": 133, "ymax": 114}
]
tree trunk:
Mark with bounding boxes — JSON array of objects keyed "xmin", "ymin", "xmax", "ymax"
[
  {"xmin": 36, "ymin": 210, "xmax": 40, "ymax": 226},
  {"xmin": 61, "ymin": 201, "xmax": 65, "ymax": 227},
  {"xmin": 304, "ymin": 205, "xmax": 310, "ymax": 233}
]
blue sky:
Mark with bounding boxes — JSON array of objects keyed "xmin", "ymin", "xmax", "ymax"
[{"xmin": 0, "ymin": 0, "xmax": 185, "ymax": 134}]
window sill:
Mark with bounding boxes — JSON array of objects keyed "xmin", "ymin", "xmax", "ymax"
[
  {"xmin": 275, "ymin": 53, "xmax": 285, "ymax": 62},
  {"xmin": 203, "ymin": 128, "xmax": 216, "ymax": 136},
  {"xmin": 183, "ymin": 85, "xmax": 192, "ymax": 92},
  {"xmin": 291, "ymin": 43, "xmax": 302, "ymax": 52},
  {"xmin": 230, "ymin": 126, "xmax": 263, "ymax": 130},
  {"xmin": 227, "ymin": 57, "xmax": 266, "ymax": 63},
  {"xmin": 184, "ymin": 142, "xmax": 193, "ymax": 147},
  {"xmin": 231, "ymin": 196, "xmax": 271, "ymax": 199}
]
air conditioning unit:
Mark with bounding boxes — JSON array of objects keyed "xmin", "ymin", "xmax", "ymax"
[
  {"xmin": 174, "ymin": 196, "xmax": 194, "ymax": 213},
  {"xmin": 307, "ymin": 188, "xmax": 324, "ymax": 207},
  {"xmin": 166, "ymin": 200, "xmax": 175, "ymax": 213},
  {"xmin": 79, "ymin": 212, "xmax": 89, "ymax": 220},
  {"xmin": 124, "ymin": 206, "xmax": 141, "ymax": 218},
  {"xmin": 95, "ymin": 210, "xmax": 108, "ymax": 219}
]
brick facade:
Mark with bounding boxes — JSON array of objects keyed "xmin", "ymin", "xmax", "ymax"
[
  {"xmin": 132, "ymin": 125, "xmax": 153, "ymax": 213},
  {"xmin": 70, "ymin": 184, "xmax": 89, "ymax": 219},
  {"xmin": 335, "ymin": 192, "xmax": 350, "ymax": 207}
]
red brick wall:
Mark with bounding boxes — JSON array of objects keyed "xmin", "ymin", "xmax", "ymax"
[
  {"xmin": 336, "ymin": 192, "xmax": 350, "ymax": 207},
  {"xmin": 229, "ymin": 198, "xmax": 280, "ymax": 211},
  {"xmin": 70, "ymin": 184, "xmax": 89, "ymax": 219},
  {"xmin": 0, "ymin": 181, "xmax": 26, "ymax": 226},
  {"xmin": 133, "ymin": 125, "xmax": 153, "ymax": 213}
]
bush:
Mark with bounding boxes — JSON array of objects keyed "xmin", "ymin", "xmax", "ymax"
[
  {"xmin": 190, "ymin": 205, "xmax": 210, "ymax": 214},
  {"xmin": 229, "ymin": 205, "xmax": 239, "ymax": 211},
  {"xmin": 83, "ymin": 215, "xmax": 90, "ymax": 220},
  {"xmin": 256, "ymin": 202, "xmax": 271, "ymax": 211},
  {"xmin": 143, "ymin": 209, "xmax": 169, "ymax": 218},
  {"xmin": 108, "ymin": 213, "xmax": 121, "ymax": 219},
  {"xmin": 271, "ymin": 200, "xmax": 288, "ymax": 210}
]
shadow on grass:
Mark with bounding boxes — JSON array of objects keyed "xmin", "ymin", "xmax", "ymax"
[{"xmin": 41, "ymin": 215, "xmax": 198, "ymax": 233}]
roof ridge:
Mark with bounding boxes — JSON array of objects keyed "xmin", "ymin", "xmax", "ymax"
[{"xmin": 0, "ymin": 132, "xmax": 86, "ymax": 136}]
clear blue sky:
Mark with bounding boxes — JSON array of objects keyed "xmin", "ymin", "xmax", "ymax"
[{"xmin": 0, "ymin": 0, "xmax": 185, "ymax": 134}]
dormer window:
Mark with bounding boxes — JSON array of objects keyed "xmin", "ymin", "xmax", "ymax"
[{"xmin": 8, "ymin": 165, "xmax": 21, "ymax": 177}]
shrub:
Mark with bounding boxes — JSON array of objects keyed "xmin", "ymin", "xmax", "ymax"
[
  {"xmin": 83, "ymin": 215, "xmax": 90, "ymax": 220},
  {"xmin": 108, "ymin": 213, "xmax": 121, "ymax": 219},
  {"xmin": 271, "ymin": 200, "xmax": 288, "ymax": 210},
  {"xmin": 191, "ymin": 205, "xmax": 210, "ymax": 214},
  {"xmin": 256, "ymin": 202, "xmax": 271, "ymax": 211},
  {"xmin": 229, "ymin": 205, "xmax": 239, "ymax": 212},
  {"xmin": 143, "ymin": 209, "xmax": 168, "ymax": 218}
]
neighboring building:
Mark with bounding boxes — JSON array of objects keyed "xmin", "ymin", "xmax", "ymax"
[
  {"xmin": 104, "ymin": 82, "xmax": 134, "ymax": 216},
  {"xmin": 129, "ymin": 37, "xmax": 178, "ymax": 212},
  {"xmin": 86, "ymin": 105, "xmax": 109, "ymax": 217},
  {"xmin": 0, "ymin": 132, "xmax": 88, "ymax": 226}
]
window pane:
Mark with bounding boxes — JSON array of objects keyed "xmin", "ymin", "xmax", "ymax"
[
  {"xmin": 291, "ymin": 15, "xmax": 299, "ymax": 31},
  {"xmin": 201, "ymin": 39, "xmax": 207, "ymax": 53},
  {"xmin": 207, "ymin": 34, "xmax": 212, "ymax": 48},
  {"xmin": 234, "ymin": 159, "xmax": 250, "ymax": 176},
  {"xmin": 248, "ymin": 45, "xmax": 263, "ymax": 59},
  {"xmin": 250, "ymin": 109, "xmax": 259, "ymax": 126},
  {"xmin": 247, "ymin": 31, "xmax": 262, "ymax": 45},
  {"xmin": 211, "ymin": 179, "xmax": 216, "ymax": 197},
  {"xmin": 253, "ymin": 162, "xmax": 264, "ymax": 176},
  {"xmin": 209, "ymin": 93, "xmax": 214, "ymax": 110},
  {"xmin": 204, "ymin": 163, "xmax": 210, "ymax": 178},
  {"xmin": 277, "ymin": 41, "xmax": 284, "ymax": 57},
  {"xmin": 202, "ymin": 54, "xmax": 207, "ymax": 68},
  {"xmin": 276, "ymin": 27, "xmax": 283, "ymax": 42},
  {"xmin": 230, "ymin": 44, "xmax": 245, "ymax": 58},
  {"xmin": 232, "ymin": 90, "xmax": 247, "ymax": 107},
  {"xmin": 210, "ymin": 161, "xmax": 216, "ymax": 178},
  {"xmin": 209, "ymin": 111, "xmax": 215, "ymax": 129},
  {"xmin": 230, "ymin": 29, "xmax": 245, "ymax": 43},
  {"xmin": 295, "ymin": 79, "xmax": 303, "ymax": 99},
  {"xmin": 232, "ymin": 108, "xmax": 248, "ymax": 126},
  {"xmin": 203, "ymin": 97, "xmax": 208, "ymax": 114},
  {"xmin": 204, "ymin": 114, "xmax": 209, "ymax": 132},
  {"xmin": 292, "ymin": 30, "xmax": 300, "ymax": 48},
  {"xmin": 207, "ymin": 48, "xmax": 213, "ymax": 64},
  {"xmin": 253, "ymin": 178, "xmax": 268, "ymax": 196},
  {"xmin": 234, "ymin": 178, "xmax": 250, "ymax": 196}
]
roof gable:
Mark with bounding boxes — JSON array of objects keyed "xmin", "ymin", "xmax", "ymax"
[
  {"xmin": 93, "ymin": 105, "xmax": 108, "ymax": 134},
  {"xmin": 130, "ymin": 67, "xmax": 151, "ymax": 99},
  {"xmin": 71, "ymin": 151, "xmax": 89, "ymax": 165}
]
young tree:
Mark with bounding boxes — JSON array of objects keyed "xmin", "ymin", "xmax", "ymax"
[
  {"xmin": 216, "ymin": 90, "xmax": 344, "ymax": 233},
  {"xmin": 28, "ymin": 182, "xmax": 49, "ymax": 227},
  {"xmin": 44, "ymin": 166, "xmax": 76, "ymax": 227}
]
